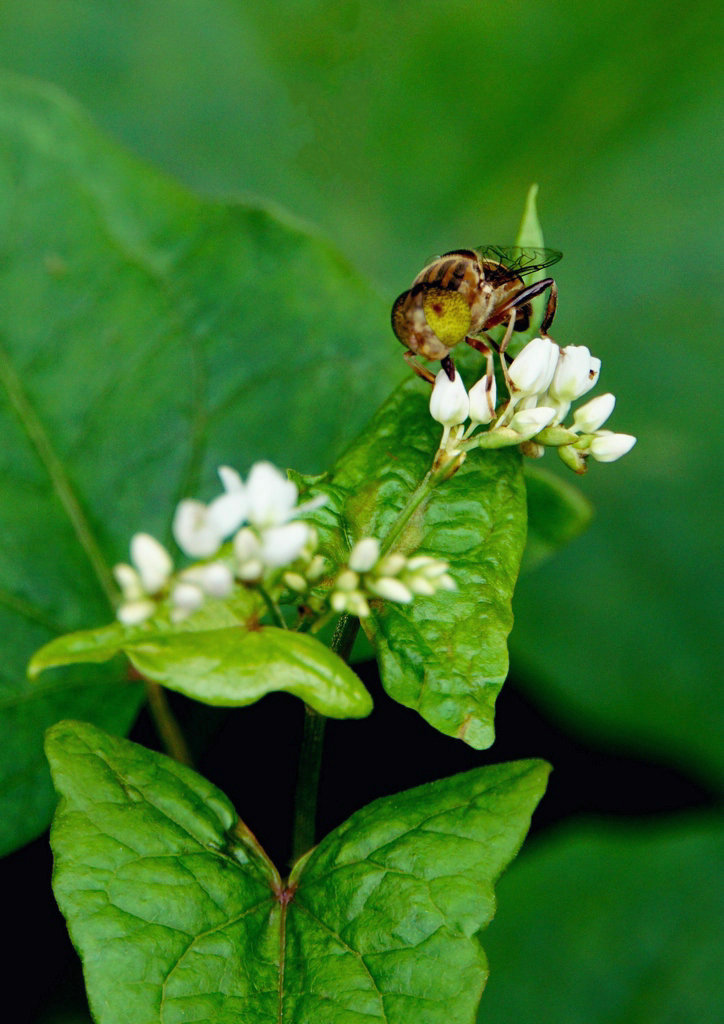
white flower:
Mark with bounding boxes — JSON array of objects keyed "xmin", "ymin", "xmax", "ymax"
[
  {"xmin": 468, "ymin": 374, "xmax": 497, "ymax": 425},
  {"xmin": 246, "ymin": 462, "xmax": 300, "ymax": 528},
  {"xmin": 207, "ymin": 491, "xmax": 248, "ymax": 537},
  {"xmin": 589, "ymin": 431, "xmax": 637, "ymax": 462},
  {"xmin": 348, "ymin": 537, "xmax": 381, "ymax": 573},
  {"xmin": 508, "ymin": 406, "xmax": 557, "ymax": 439},
  {"xmin": 129, "ymin": 533, "xmax": 173, "ymax": 594},
  {"xmin": 173, "ymin": 499, "xmax": 224, "ymax": 558},
  {"xmin": 573, "ymin": 393, "xmax": 616, "ymax": 433},
  {"xmin": 507, "ymin": 337, "xmax": 560, "ymax": 396},
  {"xmin": 259, "ymin": 522, "xmax": 311, "ymax": 567},
  {"xmin": 429, "ymin": 369, "xmax": 470, "ymax": 426},
  {"xmin": 549, "ymin": 345, "xmax": 601, "ymax": 402},
  {"xmin": 218, "ymin": 465, "xmax": 245, "ymax": 493}
]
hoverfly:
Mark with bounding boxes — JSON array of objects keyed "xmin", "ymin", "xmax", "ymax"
[{"xmin": 391, "ymin": 245, "xmax": 562, "ymax": 382}]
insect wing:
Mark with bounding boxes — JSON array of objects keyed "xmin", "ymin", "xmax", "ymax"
[{"xmin": 474, "ymin": 245, "xmax": 562, "ymax": 277}]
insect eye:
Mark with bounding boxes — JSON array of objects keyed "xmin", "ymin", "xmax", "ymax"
[{"xmin": 422, "ymin": 287, "xmax": 471, "ymax": 346}]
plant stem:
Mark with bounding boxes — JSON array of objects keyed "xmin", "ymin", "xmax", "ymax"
[
  {"xmin": 144, "ymin": 681, "xmax": 193, "ymax": 766},
  {"xmin": 291, "ymin": 613, "xmax": 360, "ymax": 862}
]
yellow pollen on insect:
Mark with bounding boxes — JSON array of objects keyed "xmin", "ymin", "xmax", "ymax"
[{"xmin": 422, "ymin": 288, "xmax": 471, "ymax": 347}]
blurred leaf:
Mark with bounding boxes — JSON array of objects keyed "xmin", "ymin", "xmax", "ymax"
[
  {"xmin": 0, "ymin": 72, "xmax": 400, "ymax": 855},
  {"xmin": 522, "ymin": 463, "xmax": 593, "ymax": 573},
  {"xmin": 48, "ymin": 719, "xmax": 549, "ymax": 1023},
  {"xmin": 309, "ymin": 378, "xmax": 527, "ymax": 749},
  {"xmin": 478, "ymin": 814, "xmax": 724, "ymax": 1023}
]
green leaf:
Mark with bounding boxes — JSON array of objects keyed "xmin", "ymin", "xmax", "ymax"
[
  {"xmin": 47, "ymin": 719, "xmax": 549, "ymax": 1024},
  {"xmin": 32, "ymin": 619, "xmax": 372, "ymax": 719},
  {"xmin": 478, "ymin": 814, "xmax": 724, "ymax": 1023},
  {"xmin": 522, "ymin": 463, "xmax": 593, "ymax": 573},
  {"xmin": 317, "ymin": 379, "xmax": 527, "ymax": 749},
  {"xmin": 0, "ymin": 72, "xmax": 400, "ymax": 854}
]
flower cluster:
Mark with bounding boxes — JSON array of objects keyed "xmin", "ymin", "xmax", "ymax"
[
  {"xmin": 113, "ymin": 461, "xmax": 325, "ymax": 625},
  {"xmin": 112, "ymin": 463, "xmax": 456, "ymax": 628},
  {"xmin": 428, "ymin": 336, "xmax": 636, "ymax": 471},
  {"xmin": 330, "ymin": 537, "xmax": 455, "ymax": 618}
]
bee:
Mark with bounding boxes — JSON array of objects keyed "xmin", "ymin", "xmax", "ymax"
[{"xmin": 391, "ymin": 245, "xmax": 562, "ymax": 382}]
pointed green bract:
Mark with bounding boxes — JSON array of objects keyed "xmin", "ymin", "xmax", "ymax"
[
  {"xmin": 47, "ymin": 720, "xmax": 549, "ymax": 1024},
  {"xmin": 0, "ymin": 73, "xmax": 398, "ymax": 853}
]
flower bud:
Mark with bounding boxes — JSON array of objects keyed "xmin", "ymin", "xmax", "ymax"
[
  {"xmin": 589, "ymin": 431, "xmax": 637, "ymax": 463},
  {"xmin": 507, "ymin": 337, "xmax": 559, "ymax": 396},
  {"xmin": 197, "ymin": 562, "xmax": 234, "ymax": 598},
  {"xmin": 130, "ymin": 533, "xmax": 173, "ymax": 594},
  {"xmin": 368, "ymin": 577, "xmax": 413, "ymax": 603},
  {"xmin": 573, "ymin": 393, "xmax": 616, "ymax": 433},
  {"xmin": 348, "ymin": 537, "xmax": 380, "ymax": 573},
  {"xmin": 171, "ymin": 581, "xmax": 205, "ymax": 613},
  {"xmin": 114, "ymin": 563, "xmax": 144, "ymax": 602},
  {"xmin": 468, "ymin": 374, "xmax": 497, "ymax": 424},
  {"xmin": 549, "ymin": 345, "xmax": 601, "ymax": 402},
  {"xmin": 117, "ymin": 598, "xmax": 156, "ymax": 626},
  {"xmin": 429, "ymin": 369, "xmax": 469, "ymax": 426},
  {"xmin": 509, "ymin": 406, "xmax": 557, "ymax": 439}
]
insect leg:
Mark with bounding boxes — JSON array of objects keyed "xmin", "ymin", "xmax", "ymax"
[
  {"xmin": 464, "ymin": 335, "xmax": 491, "ymax": 355},
  {"xmin": 440, "ymin": 354, "xmax": 456, "ymax": 380},
  {"xmin": 403, "ymin": 350, "xmax": 437, "ymax": 384},
  {"xmin": 540, "ymin": 279, "xmax": 558, "ymax": 334},
  {"xmin": 489, "ymin": 277, "xmax": 556, "ymax": 331}
]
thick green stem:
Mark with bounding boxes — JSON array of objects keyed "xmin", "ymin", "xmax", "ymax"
[{"xmin": 291, "ymin": 613, "xmax": 360, "ymax": 862}]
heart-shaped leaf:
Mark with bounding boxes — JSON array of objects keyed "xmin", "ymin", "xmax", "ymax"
[
  {"xmin": 0, "ymin": 72, "xmax": 399, "ymax": 854},
  {"xmin": 47, "ymin": 719, "xmax": 549, "ymax": 1024}
]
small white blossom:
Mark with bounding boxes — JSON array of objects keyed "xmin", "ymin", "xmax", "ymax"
[
  {"xmin": 246, "ymin": 462, "xmax": 300, "ymax": 528},
  {"xmin": 368, "ymin": 577, "xmax": 413, "ymax": 603},
  {"xmin": 197, "ymin": 562, "xmax": 234, "ymax": 598},
  {"xmin": 218, "ymin": 465, "xmax": 245, "ymax": 493},
  {"xmin": 173, "ymin": 499, "xmax": 224, "ymax": 559},
  {"xmin": 171, "ymin": 581, "xmax": 205, "ymax": 612},
  {"xmin": 468, "ymin": 374, "xmax": 497, "ymax": 425},
  {"xmin": 429, "ymin": 369, "xmax": 470, "ymax": 426},
  {"xmin": 348, "ymin": 537, "xmax": 381, "ymax": 573},
  {"xmin": 377, "ymin": 553, "xmax": 407, "ymax": 576},
  {"xmin": 233, "ymin": 527, "xmax": 264, "ymax": 580},
  {"xmin": 117, "ymin": 599, "xmax": 157, "ymax": 626},
  {"xmin": 206, "ymin": 491, "xmax": 248, "ymax": 537},
  {"xmin": 573, "ymin": 393, "xmax": 616, "ymax": 433},
  {"xmin": 507, "ymin": 337, "xmax": 559, "ymax": 396},
  {"xmin": 549, "ymin": 345, "xmax": 601, "ymax": 402},
  {"xmin": 509, "ymin": 406, "xmax": 557, "ymax": 439},
  {"xmin": 260, "ymin": 522, "xmax": 311, "ymax": 567},
  {"xmin": 113, "ymin": 563, "xmax": 144, "ymax": 602},
  {"xmin": 129, "ymin": 533, "xmax": 173, "ymax": 594},
  {"xmin": 589, "ymin": 431, "xmax": 637, "ymax": 463}
]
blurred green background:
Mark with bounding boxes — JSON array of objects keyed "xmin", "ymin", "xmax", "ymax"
[{"xmin": 0, "ymin": 1, "xmax": 721, "ymax": 1021}]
